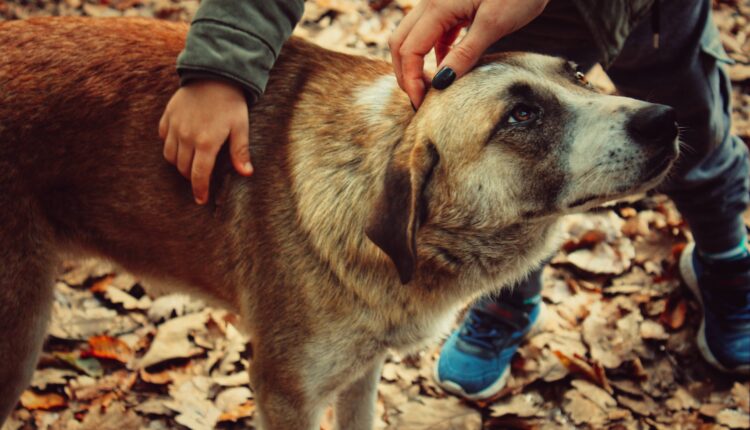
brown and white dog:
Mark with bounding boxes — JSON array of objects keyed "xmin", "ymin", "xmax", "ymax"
[{"xmin": 0, "ymin": 17, "xmax": 678, "ymax": 429}]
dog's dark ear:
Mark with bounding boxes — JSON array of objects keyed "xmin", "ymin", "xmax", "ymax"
[{"xmin": 365, "ymin": 137, "xmax": 439, "ymax": 284}]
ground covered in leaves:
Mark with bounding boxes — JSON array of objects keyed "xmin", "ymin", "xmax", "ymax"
[{"xmin": 1, "ymin": 0, "xmax": 749, "ymax": 429}]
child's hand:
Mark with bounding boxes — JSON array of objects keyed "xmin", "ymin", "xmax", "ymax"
[{"xmin": 159, "ymin": 80, "xmax": 253, "ymax": 205}]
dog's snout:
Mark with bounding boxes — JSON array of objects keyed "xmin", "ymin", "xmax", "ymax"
[{"xmin": 626, "ymin": 104, "xmax": 678, "ymax": 145}]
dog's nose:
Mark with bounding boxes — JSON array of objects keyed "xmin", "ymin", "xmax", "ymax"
[{"xmin": 626, "ymin": 104, "xmax": 678, "ymax": 146}]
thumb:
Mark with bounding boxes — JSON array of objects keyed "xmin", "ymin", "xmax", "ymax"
[{"xmin": 431, "ymin": 15, "xmax": 505, "ymax": 90}]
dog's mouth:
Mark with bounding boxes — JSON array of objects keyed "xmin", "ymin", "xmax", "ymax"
[
  {"xmin": 566, "ymin": 149, "xmax": 677, "ymax": 211},
  {"xmin": 643, "ymin": 149, "xmax": 677, "ymax": 182}
]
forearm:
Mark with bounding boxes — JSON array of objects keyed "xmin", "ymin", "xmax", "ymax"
[{"xmin": 176, "ymin": 0, "xmax": 304, "ymax": 101}]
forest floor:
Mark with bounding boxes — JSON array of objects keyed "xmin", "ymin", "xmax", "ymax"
[{"xmin": 1, "ymin": 0, "xmax": 749, "ymax": 429}]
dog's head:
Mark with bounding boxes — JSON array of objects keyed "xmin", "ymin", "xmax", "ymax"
[{"xmin": 366, "ymin": 53, "xmax": 679, "ymax": 284}]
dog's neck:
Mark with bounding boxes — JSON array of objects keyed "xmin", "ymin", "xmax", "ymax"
[{"xmin": 251, "ymin": 39, "xmax": 561, "ymax": 320}]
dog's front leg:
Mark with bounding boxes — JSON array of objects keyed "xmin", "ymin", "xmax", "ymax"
[
  {"xmin": 250, "ymin": 352, "xmax": 327, "ymax": 430},
  {"xmin": 334, "ymin": 355, "xmax": 385, "ymax": 430}
]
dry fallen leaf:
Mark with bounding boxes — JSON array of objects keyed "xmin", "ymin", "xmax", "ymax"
[
  {"xmin": 139, "ymin": 310, "xmax": 210, "ymax": 368},
  {"xmin": 164, "ymin": 376, "xmax": 221, "ymax": 430},
  {"xmin": 19, "ymin": 391, "xmax": 67, "ymax": 411},
  {"xmin": 84, "ymin": 335, "xmax": 134, "ymax": 364},
  {"xmin": 617, "ymin": 394, "xmax": 658, "ymax": 417},
  {"xmin": 566, "ymin": 241, "xmax": 635, "ymax": 276},
  {"xmin": 563, "ymin": 388, "xmax": 609, "ymax": 427},
  {"xmin": 29, "ymin": 368, "xmax": 78, "ymax": 391},
  {"xmin": 218, "ymin": 400, "xmax": 255, "ymax": 423},
  {"xmin": 660, "ymin": 296, "xmax": 688, "ymax": 330},
  {"xmin": 716, "ymin": 408, "xmax": 750, "ymax": 429},
  {"xmin": 386, "ymin": 397, "xmax": 482, "ymax": 430},
  {"xmin": 732, "ymin": 382, "xmax": 750, "ymax": 413},
  {"xmin": 490, "ymin": 391, "xmax": 545, "ymax": 418}
]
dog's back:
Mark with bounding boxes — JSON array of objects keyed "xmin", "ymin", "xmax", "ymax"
[
  {"xmin": 0, "ymin": 18, "xmax": 361, "ymax": 298},
  {"xmin": 0, "ymin": 18, "xmax": 233, "ymax": 289}
]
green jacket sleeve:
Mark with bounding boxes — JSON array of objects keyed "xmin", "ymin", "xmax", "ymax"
[{"xmin": 176, "ymin": 0, "xmax": 305, "ymax": 102}]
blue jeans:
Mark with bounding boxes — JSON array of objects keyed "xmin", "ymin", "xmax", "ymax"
[{"xmin": 486, "ymin": 0, "xmax": 750, "ymax": 301}]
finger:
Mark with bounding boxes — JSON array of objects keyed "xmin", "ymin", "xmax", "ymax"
[
  {"xmin": 398, "ymin": 9, "xmax": 448, "ymax": 107},
  {"xmin": 435, "ymin": 8, "xmax": 517, "ymax": 85},
  {"xmin": 158, "ymin": 111, "xmax": 169, "ymax": 139},
  {"xmin": 191, "ymin": 148, "xmax": 219, "ymax": 204},
  {"xmin": 175, "ymin": 140, "xmax": 194, "ymax": 179},
  {"xmin": 163, "ymin": 130, "xmax": 178, "ymax": 164},
  {"xmin": 229, "ymin": 121, "xmax": 253, "ymax": 176},
  {"xmin": 389, "ymin": 4, "xmax": 426, "ymax": 92},
  {"xmin": 435, "ymin": 24, "xmax": 463, "ymax": 66}
]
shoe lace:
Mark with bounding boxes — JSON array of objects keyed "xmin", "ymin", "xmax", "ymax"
[{"xmin": 458, "ymin": 306, "xmax": 527, "ymax": 351}]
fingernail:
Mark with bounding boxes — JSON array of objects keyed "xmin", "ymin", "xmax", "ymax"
[
  {"xmin": 244, "ymin": 162, "xmax": 253, "ymax": 174},
  {"xmin": 195, "ymin": 196, "xmax": 205, "ymax": 205},
  {"xmin": 410, "ymin": 101, "xmax": 417, "ymax": 112},
  {"xmin": 432, "ymin": 67, "xmax": 456, "ymax": 90}
]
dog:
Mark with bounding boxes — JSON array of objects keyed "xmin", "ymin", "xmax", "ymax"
[{"xmin": 0, "ymin": 17, "xmax": 678, "ymax": 430}]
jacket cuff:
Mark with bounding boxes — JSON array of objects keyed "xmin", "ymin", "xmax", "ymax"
[
  {"xmin": 176, "ymin": 0, "xmax": 303, "ymax": 97},
  {"xmin": 177, "ymin": 69, "xmax": 260, "ymax": 104},
  {"xmin": 177, "ymin": 20, "xmax": 274, "ymax": 96}
]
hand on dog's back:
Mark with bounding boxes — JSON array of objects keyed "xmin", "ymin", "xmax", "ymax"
[{"xmin": 159, "ymin": 80, "xmax": 254, "ymax": 205}]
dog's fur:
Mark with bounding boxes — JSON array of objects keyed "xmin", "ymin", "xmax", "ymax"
[{"xmin": 0, "ymin": 17, "xmax": 678, "ymax": 429}]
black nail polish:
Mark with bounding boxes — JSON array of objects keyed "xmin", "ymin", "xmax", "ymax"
[
  {"xmin": 432, "ymin": 67, "xmax": 456, "ymax": 90},
  {"xmin": 410, "ymin": 101, "xmax": 417, "ymax": 112}
]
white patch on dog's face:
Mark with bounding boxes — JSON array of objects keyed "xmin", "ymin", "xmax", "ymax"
[
  {"xmin": 419, "ymin": 52, "xmax": 679, "ymax": 227},
  {"xmin": 560, "ymin": 91, "xmax": 675, "ymax": 210}
]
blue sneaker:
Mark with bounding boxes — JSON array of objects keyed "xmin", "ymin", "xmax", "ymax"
[
  {"xmin": 680, "ymin": 242, "xmax": 750, "ymax": 375},
  {"xmin": 434, "ymin": 295, "xmax": 542, "ymax": 400}
]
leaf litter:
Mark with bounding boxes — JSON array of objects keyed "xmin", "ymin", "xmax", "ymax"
[{"xmin": 2, "ymin": 0, "xmax": 749, "ymax": 429}]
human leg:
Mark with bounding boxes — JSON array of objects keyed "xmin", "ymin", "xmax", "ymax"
[{"xmin": 608, "ymin": 0, "xmax": 749, "ymax": 373}]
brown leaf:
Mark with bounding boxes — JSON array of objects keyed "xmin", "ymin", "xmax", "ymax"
[
  {"xmin": 716, "ymin": 409, "xmax": 750, "ymax": 429},
  {"xmin": 563, "ymin": 389, "xmax": 609, "ymax": 426},
  {"xmin": 552, "ymin": 350, "xmax": 612, "ymax": 394},
  {"xmin": 566, "ymin": 241, "xmax": 634, "ymax": 276},
  {"xmin": 19, "ymin": 391, "xmax": 66, "ymax": 411},
  {"xmin": 732, "ymin": 382, "xmax": 750, "ymax": 413},
  {"xmin": 29, "ymin": 368, "xmax": 77, "ymax": 391},
  {"xmin": 729, "ymin": 64, "xmax": 750, "ymax": 82},
  {"xmin": 490, "ymin": 391, "xmax": 545, "ymax": 418},
  {"xmin": 139, "ymin": 367, "xmax": 173, "ymax": 385},
  {"xmin": 562, "ymin": 229, "xmax": 608, "ymax": 253},
  {"xmin": 640, "ymin": 320, "xmax": 669, "ymax": 340},
  {"xmin": 218, "ymin": 400, "xmax": 255, "ymax": 423},
  {"xmin": 75, "ymin": 402, "xmax": 143, "ymax": 430},
  {"xmin": 699, "ymin": 403, "xmax": 726, "ymax": 418},
  {"xmin": 84, "ymin": 335, "xmax": 133, "ymax": 364},
  {"xmin": 616, "ymin": 394, "xmax": 658, "ymax": 417},
  {"xmin": 89, "ymin": 274, "xmax": 115, "ymax": 293},
  {"xmin": 659, "ymin": 297, "xmax": 688, "ymax": 330},
  {"xmin": 386, "ymin": 397, "xmax": 481, "ymax": 429},
  {"xmin": 665, "ymin": 386, "xmax": 700, "ymax": 411},
  {"xmin": 139, "ymin": 310, "xmax": 210, "ymax": 368}
]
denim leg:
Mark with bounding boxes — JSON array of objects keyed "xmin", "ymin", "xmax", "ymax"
[{"xmin": 606, "ymin": 0, "xmax": 750, "ymax": 254}]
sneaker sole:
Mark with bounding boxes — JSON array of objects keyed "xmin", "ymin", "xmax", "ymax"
[
  {"xmin": 433, "ymin": 362, "xmax": 511, "ymax": 401},
  {"xmin": 680, "ymin": 243, "xmax": 750, "ymax": 375},
  {"xmin": 432, "ymin": 303, "xmax": 548, "ymax": 400}
]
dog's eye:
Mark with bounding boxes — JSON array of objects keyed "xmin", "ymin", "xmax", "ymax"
[{"xmin": 508, "ymin": 105, "xmax": 536, "ymax": 124}]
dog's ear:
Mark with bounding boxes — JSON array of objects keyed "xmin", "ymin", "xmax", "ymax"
[{"xmin": 365, "ymin": 137, "xmax": 439, "ymax": 284}]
